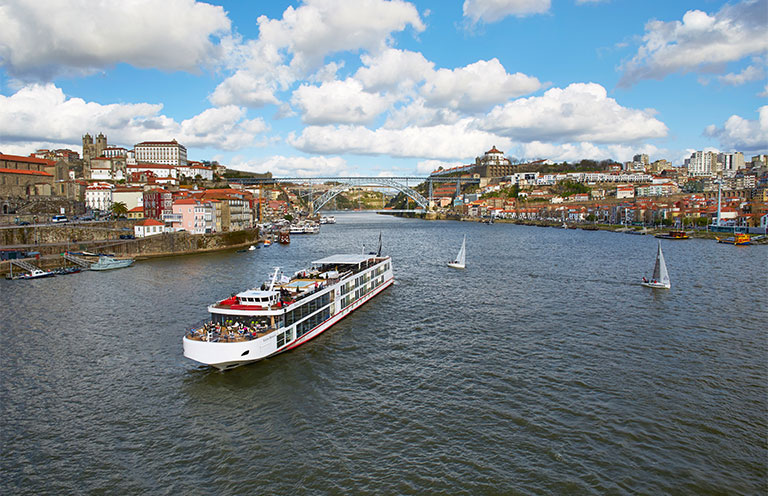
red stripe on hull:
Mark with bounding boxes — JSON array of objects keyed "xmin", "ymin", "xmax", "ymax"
[{"xmin": 282, "ymin": 277, "xmax": 394, "ymax": 353}]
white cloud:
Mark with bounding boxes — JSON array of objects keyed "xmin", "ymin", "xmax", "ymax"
[
  {"xmin": 619, "ymin": 0, "xmax": 768, "ymax": 87},
  {"xmin": 210, "ymin": 0, "xmax": 424, "ymax": 107},
  {"xmin": 0, "ymin": 84, "xmax": 268, "ymax": 152},
  {"xmin": 421, "ymin": 58, "xmax": 542, "ymax": 112},
  {"xmin": 384, "ymin": 99, "xmax": 462, "ymax": 128},
  {"xmin": 229, "ymin": 155, "xmax": 351, "ymax": 177},
  {"xmin": 356, "ymin": 49, "xmax": 434, "ymax": 91},
  {"xmin": 291, "ymin": 79, "xmax": 392, "ymax": 125},
  {"xmin": 717, "ymin": 65, "xmax": 766, "ymax": 86},
  {"xmin": 209, "ymin": 71, "xmax": 282, "ymax": 108},
  {"xmin": 288, "ymin": 119, "xmax": 512, "ymax": 159},
  {"xmin": 179, "ymin": 106, "xmax": 269, "ymax": 150},
  {"xmin": 519, "ymin": 141, "xmax": 661, "ymax": 162},
  {"xmin": 0, "ymin": 0, "xmax": 231, "ymax": 80},
  {"xmin": 463, "ymin": 0, "xmax": 551, "ymax": 23},
  {"xmin": 479, "ymin": 83, "xmax": 668, "ymax": 143},
  {"xmin": 704, "ymin": 106, "xmax": 768, "ymax": 152}
]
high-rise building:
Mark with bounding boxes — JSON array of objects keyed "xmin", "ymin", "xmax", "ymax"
[
  {"xmin": 686, "ymin": 151, "xmax": 717, "ymax": 177},
  {"xmin": 718, "ymin": 152, "xmax": 745, "ymax": 177}
]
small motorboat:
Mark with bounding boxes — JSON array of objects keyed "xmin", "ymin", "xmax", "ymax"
[{"xmin": 17, "ymin": 269, "xmax": 56, "ymax": 279}]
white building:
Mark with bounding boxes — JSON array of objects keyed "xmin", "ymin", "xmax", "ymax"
[
  {"xmin": 134, "ymin": 218, "xmax": 167, "ymax": 238},
  {"xmin": 85, "ymin": 182, "xmax": 114, "ymax": 211},
  {"xmin": 102, "ymin": 147, "xmax": 128, "ymax": 158},
  {"xmin": 686, "ymin": 151, "xmax": 717, "ymax": 177},
  {"xmin": 134, "ymin": 140, "xmax": 187, "ymax": 166},
  {"xmin": 127, "ymin": 163, "xmax": 178, "ymax": 179}
]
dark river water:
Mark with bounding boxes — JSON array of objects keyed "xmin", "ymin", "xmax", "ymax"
[{"xmin": 1, "ymin": 213, "xmax": 766, "ymax": 495}]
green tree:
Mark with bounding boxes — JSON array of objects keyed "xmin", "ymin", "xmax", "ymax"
[{"xmin": 111, "ymin": 201, "xmax": 128, "ymax": 217}]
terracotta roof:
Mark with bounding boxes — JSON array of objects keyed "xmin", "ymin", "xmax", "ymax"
[
  {"xmin": 137, "ymin": 218, "xmax": 165, "ymax": 226},
  {"xmin": 0, "ymin": 154, "xmax": 55, "ymax": 165},
  {"xmin": 486, "ymin": 146, "xmax": 503, "ymax": 154},
  {"xmin": 174, "ymin": 198, "xmax": 198, "ymax": 205},
  {"xmin": 128, "ymin": 206, "xmax": 144, "ymax": 212},
  {"xmin": 0, "ymin": 168, "xmax": 53, "ymax": 176}
]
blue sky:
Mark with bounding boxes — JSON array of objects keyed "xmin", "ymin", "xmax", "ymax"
[{"xmin": 1, "ymin": 0, "xmax": 766, "ymax": 177}]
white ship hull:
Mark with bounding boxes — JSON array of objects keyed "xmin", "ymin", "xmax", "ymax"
[{"xmin": 184, "ymin": 255, "xmax": 394, "ymax": 370}]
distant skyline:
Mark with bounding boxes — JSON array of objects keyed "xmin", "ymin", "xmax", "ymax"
[{"xmin": 1, "ymin": 0, "xmax": 766, "ymax": 176}]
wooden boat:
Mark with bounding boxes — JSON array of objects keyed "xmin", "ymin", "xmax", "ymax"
[
  {"xmin": 655, "ymin": 230, "xmax": 690, "ymax": 240},
  {"xmin": 716, "ymin": 233, "xmax": 751, "ymax": 245}
]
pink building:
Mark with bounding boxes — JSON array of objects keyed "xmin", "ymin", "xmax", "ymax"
[{"xmin": 167, "ymin": 198, "xmax": 216, "ymax": 234}]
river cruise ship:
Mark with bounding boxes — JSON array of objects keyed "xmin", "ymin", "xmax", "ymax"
[{"xmin": 183, "ymin": 253, "xmax": 394, "ymax": 370}]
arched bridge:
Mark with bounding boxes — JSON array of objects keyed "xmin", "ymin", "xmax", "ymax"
[{"xmin": 228, "ymin": 176, "xmax": 480, "ymax": 212}]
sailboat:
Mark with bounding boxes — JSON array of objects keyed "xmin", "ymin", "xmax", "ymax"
[
  {"xmin": 447, "ymin": 235, "xmax": 466, "ymax": 269},
  {"xmin": 641, "ymin": 240, "xmax": 671, "ymax": 289}
]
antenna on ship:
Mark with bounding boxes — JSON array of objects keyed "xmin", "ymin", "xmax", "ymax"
[{"xmin": 376, "ymin": 231, "xmax": 382, "ymax": 257}]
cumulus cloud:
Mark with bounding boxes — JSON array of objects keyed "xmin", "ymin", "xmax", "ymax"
[
  {"xmin": 291, "ymin": 53, "xmax": 541, "ymax": 127},
  {"xmin": 0, "ymin": 0, "xmax": 231, "ymax": 80},
  {"xmin": 519, "ymin": 141, "xmax": 661, "ymax": 162},
  {"xmin": 210, "ymin": 0, "xmax": 424, "ymax": 107},
  {"xmin": 291, "ymin": 79, "xmax": 392, "ymax": 125},
  {"xmin": 355, "ymin": 49, "xmax": 434, "ymax": 91},
  {"xmin": 463, "ymin": 0, "xmax": 551, "ymax": 23},
  {"xmin": 0, "ymin": 84, "xmax": 268, "ymax": 152},
  {"xmin": 717, "ymin": 64, "xmax": 766, "ymax": 86},
  {"xmin": 479, "ymin": 83, "xmax": 667, "ymax": 143},
  {"xmin": 704, "ymin": 106, "xmax": 768, "ymax": 151},
  {"xmin": 479, "ymin": 83, "xmax": 668, "ymax": 143},
  {"xmin": 421, "ymin": 58, "xmax": 543, "ymax": 112},
  {"xmin": 383, "ymin": 99, "xmax": 462, "ymax": 128},
  {"xmin": 619, "ymin": 0, "xmax": 768, "ymax": 87},
  {"xmin": 288, "ymin": 119, "xmax": 512, "ymax": 159},
  {"xmin": 229, "ymin": 155, "xmax": 351, "ymax": 177}
]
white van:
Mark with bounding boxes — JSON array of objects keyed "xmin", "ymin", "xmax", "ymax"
[{"xmin": 51, "ymin": 215, "xmax": 68, "ymax": 223}]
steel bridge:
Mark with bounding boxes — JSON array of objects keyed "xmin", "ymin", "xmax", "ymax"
[{"xmin": 228, "ymin": 176, "xmax": 479, "ymax": 211}]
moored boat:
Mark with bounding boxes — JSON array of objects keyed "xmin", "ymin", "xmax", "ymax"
[
  {"xmin": 655, "ymin": 230, "xmax": 690, "ymax": 240},
  {"xmin": 183, "ymin": 253, "xmax": 395, "ymax": 370},
  {"xmin": 716, "ymin": 233, "xmax": 751, "ymax": 245},
  {"xmin": 16, "ymin": 268, "xmax": 56, "ymax": 280},
  {"xmin": 90, "ymin": 256, "xmax": 134, "ymax": 271}
]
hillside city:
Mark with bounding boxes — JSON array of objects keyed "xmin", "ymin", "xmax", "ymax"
[{"xmin": 1, "ymin": 133, "xmax": 767, "ymax": 235}]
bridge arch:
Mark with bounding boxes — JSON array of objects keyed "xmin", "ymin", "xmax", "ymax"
[{"xmin": 312, "ymin": 178, "xmax": 428, "ymax": 211}]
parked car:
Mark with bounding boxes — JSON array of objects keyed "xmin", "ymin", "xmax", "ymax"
[{"xmin": 119, "ymin": 234, "xmax": 135, "ymax": 239}]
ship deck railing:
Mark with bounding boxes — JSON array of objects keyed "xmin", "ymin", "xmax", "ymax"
[{"xmin": 186, "ymin": 326, "xmax": 277, "ymax": 342}]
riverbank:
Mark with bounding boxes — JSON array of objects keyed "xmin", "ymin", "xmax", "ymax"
[
  {"xmin": 379, "ymin": 211, "xmax": 768, "ymax": 243},
  {"xmin": 0, "ymin": 228, "xmax": 261, "ymax": 277}
]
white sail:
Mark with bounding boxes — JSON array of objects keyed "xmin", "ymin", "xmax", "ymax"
[
  {"xmin": 643, "ymin": 240, "xmax": 670, "ymax": 288},
  {"xmin": 448, "ymin": 235, "xmax": 466, "ymax": 269},
  {"xmin": 656, "ymin": 242, "xmax": 670, "ymax": 286}
]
